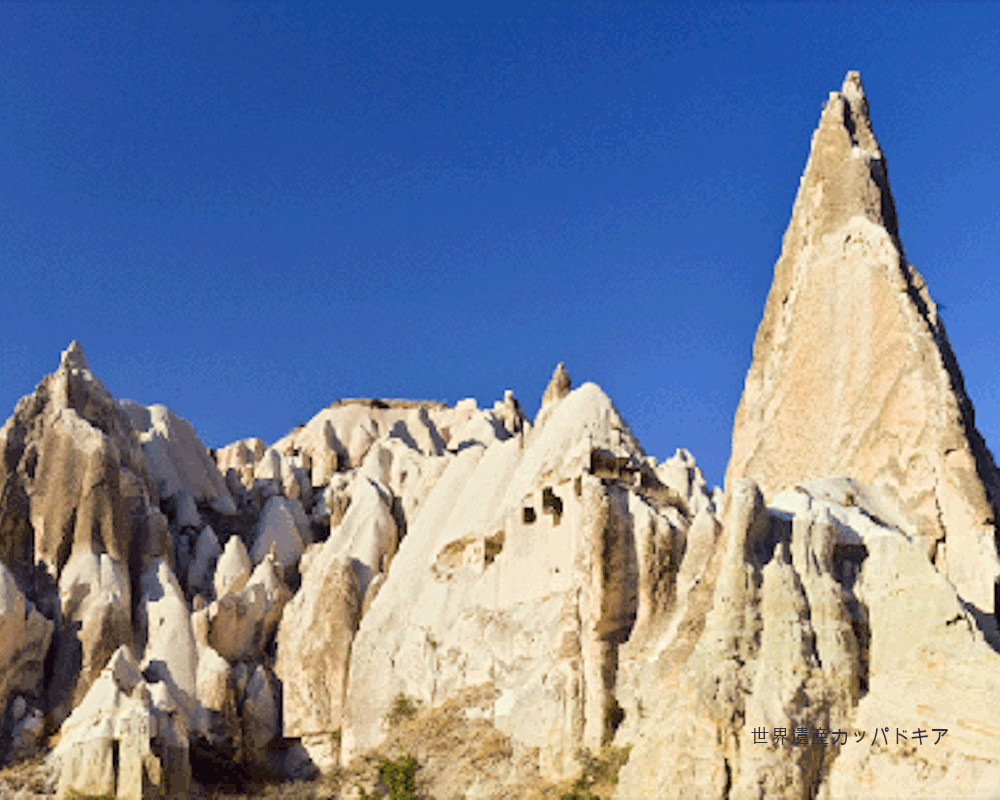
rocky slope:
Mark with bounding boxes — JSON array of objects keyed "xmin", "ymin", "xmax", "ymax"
[{"xmin": 0, "ymin": 72, "xmax": 999, "ymax": 800}]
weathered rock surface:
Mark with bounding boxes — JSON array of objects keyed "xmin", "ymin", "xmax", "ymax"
[
  {"xmin": 251, "ymin": 495, "xmax": 311, "ymax": 571},
  {"xmin": 0, "ymin": 343, "xmax": 162, "ymax": 723},
  {"xmin": 121, "ymin": 401, "xmax": 236, "ymax": 516},
  {"xmin": 340, "ymin": 381, "xmax": 716, "ymax": 781},
  {"xmin": 725, "ymin": 72, "xmax": 1000, "ymax": 611},
  {"xmin": 0, "ymin": 562, "xmax": 52, "ymax": 764},
  {"xmin": 53, "ymin": 646, "xmax": 191, "ymax": 800},
  {"xmin": 615, "ymin": 476, "xmax": 1000, "ymax": 799},
  {"xmin": 275, "ymin": 551, "xmax": 361, "ymax": 771},
  {"xmin": 214, "ymin": 534, "xmax": 252, "ymax": 599},
  {"xmin": 539, "ymin": 361, "xmax": 571, "ymax": 415}
]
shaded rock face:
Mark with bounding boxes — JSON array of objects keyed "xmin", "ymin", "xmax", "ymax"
[
  {"xmin": 53, "ymin": 646, "xmax": 191, "ymax": 800},
  {"xmin": 725, "ymin": 72, "xmax": 1000, "ymax": 611},
  {"xmin": 615, "ymin": 477, "xmax": 1000, "ymax": 800},
  {"xmin": 0, "ymin": 561, "xmax": 53, "ymax": 764},
  {"xmin": 0, "ymin": 342, "xmax": 162, "ymax": 723}
]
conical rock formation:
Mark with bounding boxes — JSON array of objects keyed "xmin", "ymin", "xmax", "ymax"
[{"xmin": 726, "ymin": 71, "xmax": 1000, "ymax": 611}]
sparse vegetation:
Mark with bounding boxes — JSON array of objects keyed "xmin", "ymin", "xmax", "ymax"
[
  {"xmin": 356, "ymin": 754, "xmax": 421, "ymax": 800},
  {"xmin": 484, "ymin": 531, "xmax": 505, "ymax": 564},
  {"xmin": 379, "ymin": 753, "xmax": 420, "ymax": 799},
  {"xmin": 560, "ymin": 745, "xmax": 631, "ymax": 800},
  {"xmin": 387, "ymin": 693, "xmax": 421, "ymax": 726}
]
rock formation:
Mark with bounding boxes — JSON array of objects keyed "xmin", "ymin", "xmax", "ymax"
[
  {"xmin": 725, "ymin": 71, "xmax": 1000, "ymax": 611},
  {"xmin": 340, "ymin": 381, "xmax": 717, "ymax": 779},
  {"xmin": 2, "ymin": 72, "xmax": 1000, "ymax": 800},
  {"xmin": 0, "ymin": 342, "xmax": 160, "ymax": 723}
]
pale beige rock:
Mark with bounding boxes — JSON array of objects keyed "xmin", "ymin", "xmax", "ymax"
[
  {"xmin": 203, "ymin": 554, "xmax": 290, "ymax": 664},
  {"xmin": 540, "ymin": 362, "xmax": 571, "ymax": 409},
  {"xmin": 121, "ymin": 401, "xmax": 236, "ymax": 515},
  {"xmin": 252, "ymin": 495, "xmax": 311, "ymax": 570},
  {"xmin": 53, "ymin": 645, "xmax": 191, "ymax": 800},
  {"xmin": 214, "ymin": 534, "xmax": 252, "ymax": 599},
  {"xmin": 0, "ymin": 342, "xmax": 158, "ymax": 721},
  {"xmin": 340, "ymin": 382, "xmax": 697, "ymax": 781},
  {"xmin": 725, "ymin": 71, "xmax": 1000, "ymax": 611},
  {"xmin": 215, "ymin": 437, "xmax": 266, "ymax": 490},
  {"xmin": 242, "ymin": 665, "xmax": 281, "ymax": 759},
  {"xmin": 0, "ymin": 342, "xmax": 156, "ymax": 578},
  {"xmin": 51, "ymin": 551, "xmax": 133, "ymax": 723},
  {"xmin": 138, "ymin": 559, "xmax": 199, "ymax": 707},
  {"xmin": 255, "ymin": 397, "xmax": 520, "ymax": 490},
  {"xmin": 191, "ymin": 608, "xmax": 240, "ymax": 748},
  {"xmin": 245, "ymin": 553, "xmax": 292, "ymax": 643},
  {"xmin": 276, "ymin": 552, "xmax": 361, "ymax": 771},
  {"xmin": 326, "ymin": 468, "xmax": 398, "ymax": 593},
  {"xmin": 188, "ymin": 524, "xmax": 223, "ymax": 599},
  {"xmin": 615, "ymin": 474, "xmax": 1000, "ymax": 800}
]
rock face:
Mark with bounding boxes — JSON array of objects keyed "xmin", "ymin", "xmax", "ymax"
[
  {"xmin": 615, "ymin": 477, "xmax": 1000, "ymax": 800},
  {"xmin": 340, "ymin": 382, "xmax": 717, "ymax": 779},
  {"xmin": 540, "ymin": 362, "xmax": 571, "ymax": 409},
  {"xmin": 121, "ymin": 402, "xmax": 236, "ymax": 516},
  {"xmin": 0, "ymin": 342, "xmax": 161, "ymax": 723},
  {"xmin": 53, "ymin": 646, "xmax": 191, "ymax": 800},
  {"xmin": 725, "ymin": 71, "xmax": 1000, "ymax": 611},
  {"xmin": 0, "ymin": 561, "xmax": 52, "ymax": 764},
  {"xmin": 275, "ymin": 552, "xmax": 360, "ymax": 771}
]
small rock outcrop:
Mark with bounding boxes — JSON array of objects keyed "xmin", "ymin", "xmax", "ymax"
[
  {"xmin": 540, "ymin": 362, "xmax": 571, "ymax": 408},
  {"xmin": 53, "ymin": 646, "xmax": 192, "ymax": 800},
  {"xmin": 725, "ymin": 72, "xmax": 1000, "ymax": 611},
  {"xmin": 0, "ymin": 561, "xmax": 53, "ymax": 763}
]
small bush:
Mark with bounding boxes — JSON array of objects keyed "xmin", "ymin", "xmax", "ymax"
[
  {"xmin": 561, "ymin": 745, "xmax": 631, "ymax": 800},
  {"xmin": 386, "ymin": 693, "xmax": 420, "ymax": 727},
  {"xmin": 380, "ymin": 754, "xmax": 420, "ymax": 800},
  {"xmin": 357, "ymin": 754, "xmax": 421, "ymax": 800}
]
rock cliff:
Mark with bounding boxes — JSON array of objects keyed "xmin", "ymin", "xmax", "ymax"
[
  {"xmin": 725, "ymin": 71, "xmax": 1000, "ymax": 612},
  {"xmin": 2, "ymin": 71, "xmax": 1000, "ymax": 800}
]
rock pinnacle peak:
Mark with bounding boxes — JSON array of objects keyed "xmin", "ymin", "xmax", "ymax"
[
  {"xmin": 726, "ymin": 74, "xmax": 1000, "ymax": 611},
  {"xmin": 60, "ymin": 340, "xmax": 89, "ymax": 372},
  {"xmin": 541, "ymin": 362, "xmax": 572, "ymax": 408},
  {"xmin": 841, "ymin": 70, "xmax": 865, "ymax": 103}
]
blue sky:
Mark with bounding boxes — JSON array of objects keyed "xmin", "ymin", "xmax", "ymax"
[{"xmin": 3, "ymin": 3, "xmax": 999, "ymax": 488}]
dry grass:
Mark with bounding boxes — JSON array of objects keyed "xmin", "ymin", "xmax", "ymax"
[{"xmin": 0, "ymin": 753, "xmax": 56, "ymax": 797}]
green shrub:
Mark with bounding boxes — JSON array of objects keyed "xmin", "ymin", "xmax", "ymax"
[
  {"xmin": 560, "ymin": 745, "xmax": 631, "ymax": 800},
  {"xmin": 386, "ymin": 693, "xmax": 420, "ymax": 726},
  {"xmin": 357, "ymin": 753, "xmax": 421, "ymax": 800}
]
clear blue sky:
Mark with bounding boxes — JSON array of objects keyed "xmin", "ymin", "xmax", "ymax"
[{"xmin": 3, "ymin": 3, "xmax": 999, "ymax": 488}]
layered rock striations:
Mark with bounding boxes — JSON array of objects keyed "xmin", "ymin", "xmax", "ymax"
[{"xmin": 725, "ymin": 71, "xmax": 1000, "ymax": 611}]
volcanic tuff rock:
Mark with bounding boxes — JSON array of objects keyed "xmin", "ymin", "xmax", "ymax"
[
  {"xmin": 0, "ymin": 342, "xmax": 160, "ymax": 723},
  {"xmin": 4, "ymin": 73, "xmax": 1000, "ymax": 800},
  {"xmin": 340, "ymin": 380, "xmax": 719, "ymax": 779},
  {"xmin": 614, "ymin": 476, "xmax": 1000, "ymax": 799},
  {"xmin": 725, "ymin": 71, "xmax": 1000, "ymax": 611}
]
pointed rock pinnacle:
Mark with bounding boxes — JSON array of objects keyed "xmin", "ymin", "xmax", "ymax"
[
  {"xmin": 726, "ymin": 73, "xmax": 1000, "ymax": 611},
  {"xmin": 59, "ymin": 340, "xmax": 90, "ymax": 373},
  {"xmin": 541, "ymin": 362, "xmax": 572, "ymax": 408}
]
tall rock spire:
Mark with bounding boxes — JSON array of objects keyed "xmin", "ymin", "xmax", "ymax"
[{"xmin": 725, "ymin": 71, "xmax": 1000, "ymax": 611}]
